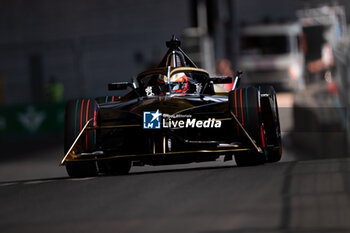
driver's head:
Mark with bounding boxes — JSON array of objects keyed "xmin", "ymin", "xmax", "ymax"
[{"xmin": 169, "ymin": 72, "xmax": 188, "ymax": 93}]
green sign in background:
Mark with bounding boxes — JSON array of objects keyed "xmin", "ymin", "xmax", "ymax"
[{"xmin": 0, "ymin": 103, "xmax": 66, "ymax": 137}]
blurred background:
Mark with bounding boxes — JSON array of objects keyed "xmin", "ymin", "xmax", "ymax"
[{"xmin": 0, "ymin": 0, "xmax": 349, "ymax": 180}]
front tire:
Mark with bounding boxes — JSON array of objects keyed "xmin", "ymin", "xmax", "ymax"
[
  {"xmin": 229, "ymin": 87, "xmax": 266, "ymax": 166},
  {"xmin": 64, "ymin": 99, "xmax": 99, "ymax": 177},
  {"xmin": 259, "ymin": 85, "xmax": 282, "ymax": 162}
]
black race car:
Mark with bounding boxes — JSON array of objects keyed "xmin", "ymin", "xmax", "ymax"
[{"xmin": 60, "ymin": 36, "xmax": 282, "ymax": 177}]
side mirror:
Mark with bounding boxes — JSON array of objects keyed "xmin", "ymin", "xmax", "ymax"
[
  {"xmin": 232, "ymin": 71, "xmax": 243, "ymax": 90},
  {"xmin": 108, "ymin": 82, "xmax": 134, "ymax": 91}
]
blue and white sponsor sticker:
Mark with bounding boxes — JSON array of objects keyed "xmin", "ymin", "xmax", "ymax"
[{"xmin": 143, "ymin": 110, "xmax": 161, "ymax": 129}]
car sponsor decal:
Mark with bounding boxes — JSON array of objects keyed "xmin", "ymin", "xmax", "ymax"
[
  {"xmin": 143, "ymin": 110, "xmax": 161, "ymax": 129},
  {"xmin": 143, "ymin": 110, "xmax": 222, "ymax": 129}
]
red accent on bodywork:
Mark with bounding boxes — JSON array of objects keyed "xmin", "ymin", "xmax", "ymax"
[
  {"xmin": 279, "ymin": 141, "xmax": 282, "ymax": 156},
  {"xmin": 258, "ymin": 90, "xmax": 261, "ymax": 113},
  {"xmin": 260, "ymin": 125, "xmax": 265, "ymax": 149},
  {"xmin": 94, "ymin": 109, "xmax": 97, "ymax": 127},
  {"xmin": 94, "ymin": 108, "xmax": 97, "ymax": 145}
]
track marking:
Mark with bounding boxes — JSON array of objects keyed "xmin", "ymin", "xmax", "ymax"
[
  {"xmin": 0, "ymin": 177, "xmax": 96, "ymax": 186},
  {"xmin": 23, "ymin": 180, "xmax": 55, "ymax": 185},
  {"xmin": 0, "ymin": 182, "xmax": 18, "ymax": 187}
]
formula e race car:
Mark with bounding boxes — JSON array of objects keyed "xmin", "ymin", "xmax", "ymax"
[{"xmin": 60, "ymin": 36, "xmax": 282, "ymax": 177}]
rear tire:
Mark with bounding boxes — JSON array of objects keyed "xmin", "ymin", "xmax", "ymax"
[
  {"xmin": 259, "ymin": 85, "xmax": 282, "ymax": 162},
  {"xmin": 64, "ymin": 99, "xmax": 99, "ymax": 177},
  {"xmin": 229, "ymin": 87, "xmax": 266, "ymax": 166}
]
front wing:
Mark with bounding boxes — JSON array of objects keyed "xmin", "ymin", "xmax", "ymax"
[{"xmin": 60, "ymin": 112, "xmax": 261, "ymax": 166}]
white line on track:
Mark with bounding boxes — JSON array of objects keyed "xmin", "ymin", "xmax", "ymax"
[
  {"xmin": 0, "ymin": 182, "xmax": 18, "ymax": 187},
  {"xmin": 23, "ymin": 180, "xmax": 55, "ymax": 185}
]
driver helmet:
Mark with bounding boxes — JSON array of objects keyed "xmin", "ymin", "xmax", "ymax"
[{"xmin": 165, "ymin": 72, "xmax": 188, "ymax": 93}]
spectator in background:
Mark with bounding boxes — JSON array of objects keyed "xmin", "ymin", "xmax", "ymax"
[
  {"xmin": 45, "ymin": 75, "xmax": 64, "ymax": 103},
  {"xmin": 307, "ymin": 42, "xmax": 335, "ymax": 82}
]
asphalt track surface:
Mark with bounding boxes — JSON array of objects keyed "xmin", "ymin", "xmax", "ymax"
[
  {"xmin": 1, "ymin": 156, "xmax": 350, "ymax": 233},
  {"xmin": 1, "ymin": 94, "xmax": 350, "ymax": 233}
]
